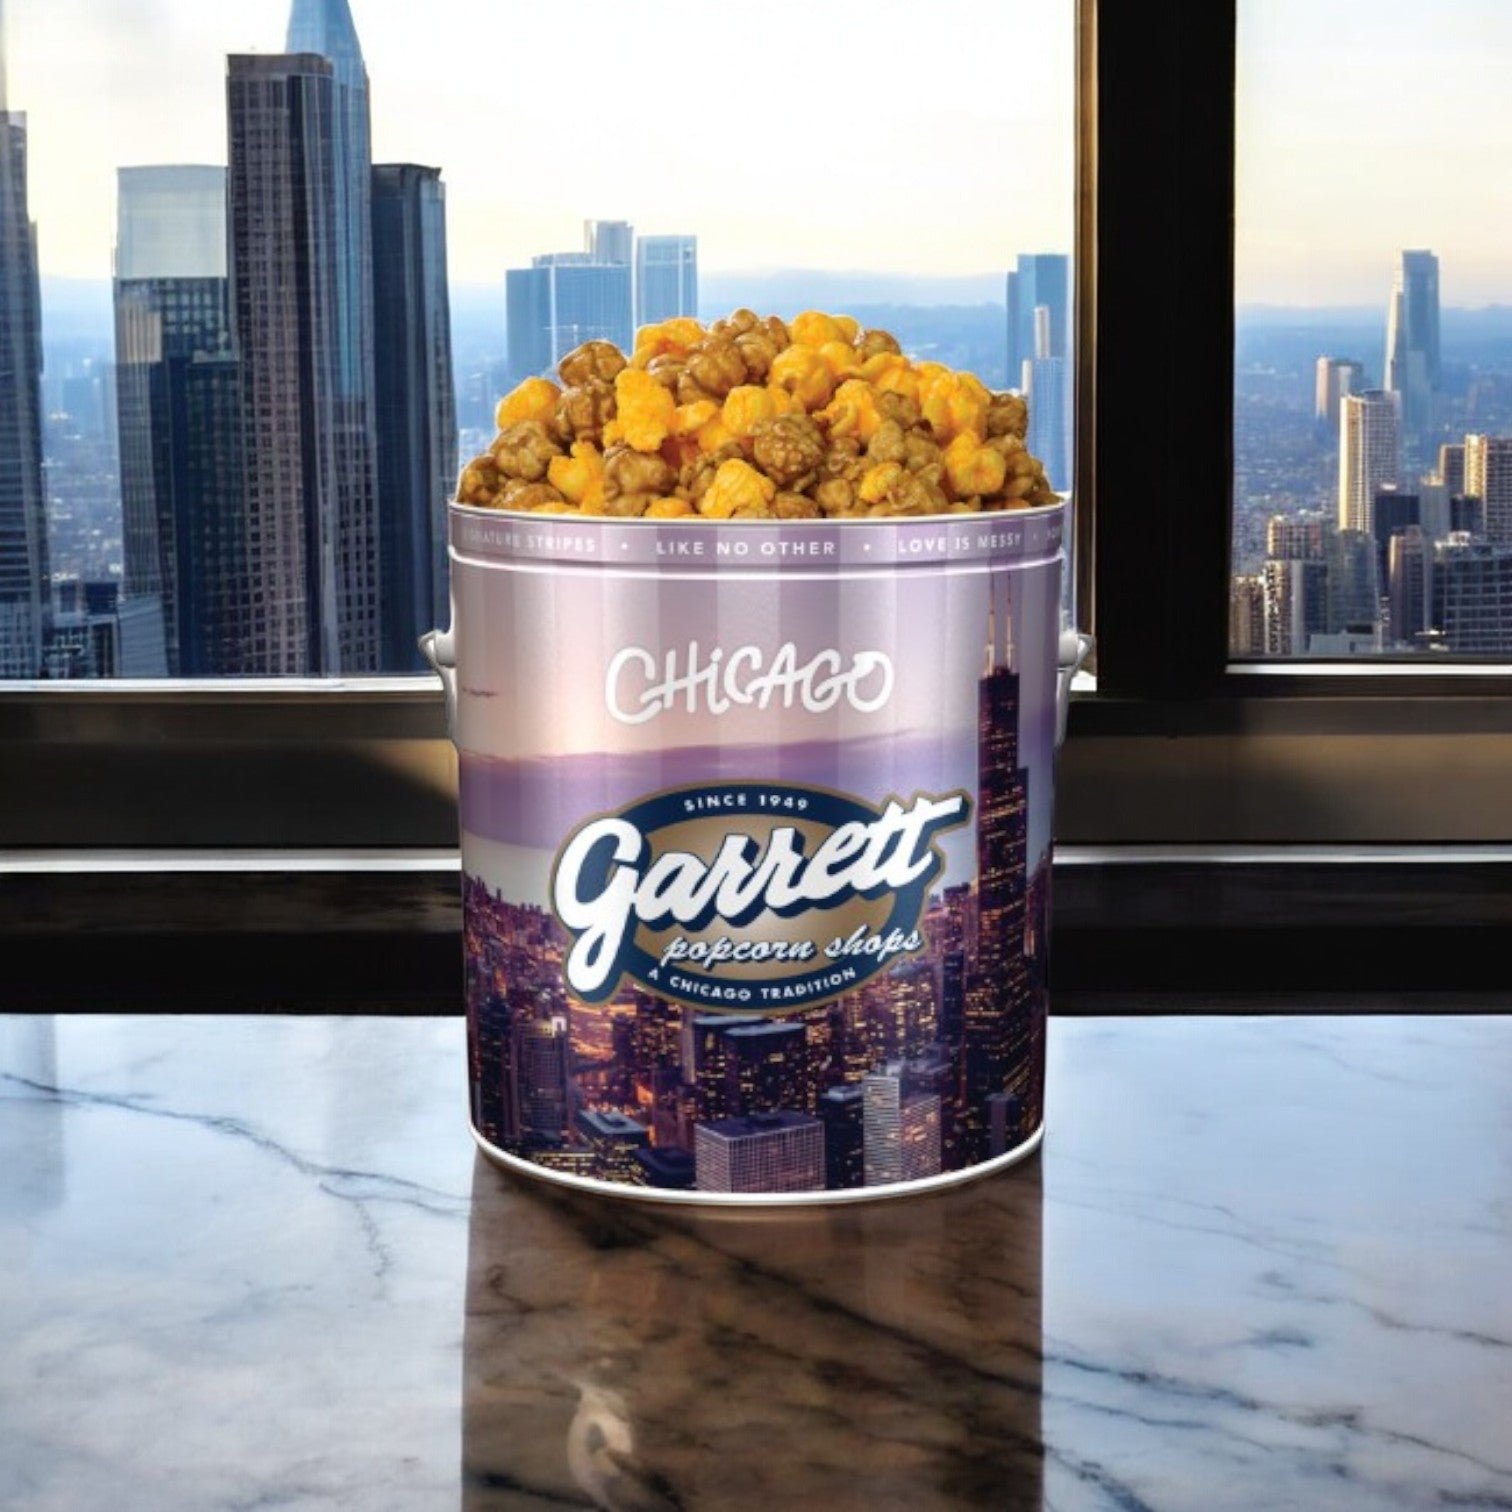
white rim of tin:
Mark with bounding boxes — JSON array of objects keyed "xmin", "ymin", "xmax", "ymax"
[
  {"xmin": 449, "ymin": 501, "xmax": 1064, "ymax": 525},
  {"xmin": 471, "ymin": 1121, "xmax": 1043, "ymax": 1208}
]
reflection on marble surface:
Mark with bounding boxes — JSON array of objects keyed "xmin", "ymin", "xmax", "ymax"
[
  {"xmin": 464, "ymin": 1159, "xmax": 1042, "ymax": 1510},
  {"xmin": 1, "ymin": 1015, "xmax": 1511, "ymax": 1511}
]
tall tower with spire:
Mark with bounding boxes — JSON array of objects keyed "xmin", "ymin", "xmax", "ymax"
[
  {"xmin": 0, "ymin": 0, "xmax": 50, "ymax": 677},
  {"xmin": 226, "ymin": 0, "xmax": 380, "ymax": 673},
  {"xmin": 963, "ymin": 579, "xmax": 1034, "ymax": 1158},
  {"xmin": 1384, "ymin": 250, "xmax": 1440, "ymax": 470}
]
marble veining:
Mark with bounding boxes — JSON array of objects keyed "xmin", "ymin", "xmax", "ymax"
[{"xmin": 1, "ymin": 1014, "xmax": 1510, "ymax": 1511}]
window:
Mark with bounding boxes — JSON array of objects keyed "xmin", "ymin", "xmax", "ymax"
[
  {"xmin": 0, "ymin": 0, "xmax": 1087, "ymax": 852},
  {"xmin": 1232, "ymin": 1, "xmax": 1512, "ymax": 661},
  {"xmin": 1, "ymin": 0, "xmax": 1075, "ymax": 686},
  {"xmin": 9, "ymin": 0, "xmax": 1507, "ymax": 862}
]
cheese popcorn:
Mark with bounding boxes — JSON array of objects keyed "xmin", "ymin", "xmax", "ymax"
[{"xmin": 613, "ymin": 368, "xmax": 678, "ymax": 453}]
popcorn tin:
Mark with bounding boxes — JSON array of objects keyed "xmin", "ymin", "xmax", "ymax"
[{"xmin": 425, "ymin": 500, "xmax": 1081, "ymax": 1204}]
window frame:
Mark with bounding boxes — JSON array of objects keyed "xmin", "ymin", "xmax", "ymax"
[{"xmin": 4, "ymin": 0, "xmax": 1511, "ymax": 857}]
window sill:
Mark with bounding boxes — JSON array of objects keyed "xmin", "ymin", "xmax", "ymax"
[{"xmin": 4, "ymin": 847, "xmax": 1509, "ymax": 1004}]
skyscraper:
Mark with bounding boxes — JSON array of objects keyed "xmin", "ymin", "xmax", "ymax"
[
  {"xmin": 694, "ymin": 1112, "xmax": 823, "ymax": 1194},
  {"xmin": 1261, "ymin": 557, "xmax": 1328, "ymax": 656},
  {"xmin": 1463, "ymin": 434, "xmax": 1512, "ymax": 547},
  {"xmin": 1267, "ymin": 512, "xmax": 1329, "ymax": 561},
  {"xmin": 1384, "ymin": 250, "xmax": 1440, "ymax": 464},
  {"xmin": 1371, "ymin": 484, "xmax": 1420, "ymax": 590},
  {"xmin": 1314, "ymin": 356, "xmax": 1363, "ymax": 430},
  {"xmin": 114, "ymin": 165, "xmax": 238, "ymax": 675},
  {"xmin": 634, "ymin": 234, "xmax": 698, "ymax": 327},
  {"xmin": 1432, "ymin": 534, "xmax": 1512, "ymax": 655},
  {"xmin": 1261, "ymin": 510, "xmax": 1332, "ymax": 656},
  {"xmin": 723, "ymin": 1021, "xmax": 809, "ymax": 1115},
  {"xmin": 1005, "ymin": 253, "xmax": 1068, "ymax": 388},
  {"xmin": 371, "ymin": 162, "xmax": 456, "ymax": 672},
  {"xmin": 509, "ymin": 1013, "xmax": 571, "ymax": 1144},
  {"xmin": 227, "ymin": 0, "xmax": 380, "ymax": 674},
  {"xmin": 573, "ymin": 1108, "xmax": 649, "ymax": 1184},
  {"xmin": 1387, "ymin": 526, "xmax": 1429, "ymax": 648},
  {"xmin": 818, "ymin": 1083, "xmax": 865, "ymax": 1190},
  {"xmin": 584, "ymin": 218, "xmax": 632, "ymax": 266},
  {"xmin": 1326, "ymin": 529, "xmax": 1379, "ymax": 633},
  {"xmin": 1437, "ymin": 442, "xmax": 1466, "ymax": 498},
  {"xmin": 1022, "ymin": 305, "xmax": 1072, "ymax": 493},
  {"xmin": 862, "ymin": 1066, "xmax": 942, "ymax": 1187},
  {"xmin": 1338, "ymin": 390, "xmax": 1399, "ymax": 535},
  {"xmin": 507, "ymin": 253, "xmax": 633, "ymax": 380},
  {"xmin": 964, "ymin": 578, "xmax": 1034, "ymax": 1158},
  {"xmin": 691, "ymin": 1013, "xmax": 764, "ymax": 1122},
  {"xmin": 0, "ymin": 15, "xmax": 48, "ymax": 680}
]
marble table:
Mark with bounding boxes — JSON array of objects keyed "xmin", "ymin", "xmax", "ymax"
[{"xmin": 1, "ymin": 1014, "xmax": 1509, "ymax": 1511}]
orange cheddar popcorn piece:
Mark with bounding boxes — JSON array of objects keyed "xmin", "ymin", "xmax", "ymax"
[
  {"xmin": 819, "ymin": 379, "xmax": 884, "ymax": 443},
  {"xmin": 495, "ymin": 376, "xmax": 562, "ymax": 430},
  {"xmin": 943, "ymin": 432, "xmax": 1009, "ymax": 498},
  {"xmin": 613, "ymin": 368, "xmax": 677, "ymax": 452},
  {"xmin": 699, "ymin": 458, "xmax": 776, "ymax": 518},
  {"xmin": 722, "ymin": 384, "xmax": 781, "ymax": 439},
  {"xmin": 816, "ymin": 340, "xmax": 861, "ymax": 379},
  {"xmin": 547, "ymin": 441, "xmax": 606, "ymax": 509},
  {"xmin": 632, "ymin": 316, "xmax": 707, "ymax": 366},
  {"xmin": 790, "ymin": 310, "xmax": 850, "ymax": 348},
  {"xmin": 769, "ymin": 345, "xmax": 837, "ymax": 410},
  {"xmin": 670, "ymin": 400, "xmax": 719, "ymax": 438}
]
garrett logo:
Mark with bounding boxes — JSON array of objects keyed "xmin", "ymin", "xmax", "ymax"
[
  {"xmin": 549, "ymin": 781, "xmax": 971, "ymax": 1013},
  {"xmin": 605, "ymin": 642, "xmax": 894, "ymax": 725}
]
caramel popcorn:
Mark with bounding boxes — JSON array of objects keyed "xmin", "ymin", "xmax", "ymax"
[{"xmin": 459, "ymin": 317, "xmax": 1061, "ymax": 517}]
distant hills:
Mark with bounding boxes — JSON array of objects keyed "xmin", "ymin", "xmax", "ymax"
[
  {"xmin": 1238, "ymin": 303, "xmax": 1512, "ymax": 337},
  {"xmin": 43, "ymin": 273, "xmax": 1512, "ymax": 359},
  {"xmin": 697, "ymin": 270, "xmax": 1009, "ymax": 318}
]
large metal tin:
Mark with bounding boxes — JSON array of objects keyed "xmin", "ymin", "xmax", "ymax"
[{"xmin": 440, "ymin": 502, "xmax": 1066, "ymax": 1203}]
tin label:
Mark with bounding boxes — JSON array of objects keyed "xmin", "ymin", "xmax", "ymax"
[
  {"xmin": 454, "ymin": 510, "xmax": 1061, "ymax": 1196},
  {"xmin": 551, "ymin": 781, "xmax": 972, "ymax": 1011}
]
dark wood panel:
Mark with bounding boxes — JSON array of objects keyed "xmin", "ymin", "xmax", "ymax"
[{"xmin": 5, "ymin": 856, "xmax": 1510, "ymax": 1008}]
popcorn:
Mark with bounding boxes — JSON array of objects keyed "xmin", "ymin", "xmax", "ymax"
[
  {"xmin": 769, "ymin": 345, "xmax": 838, "ymax": 411},
  {"xmin": 547, "ymin": 442, "xmax": 606, "ymax": 510},
  {"xmin": 457, "ymin": 319, "xmax": 1061, "ymax": 518},
  {"xmin": 818, "ymin": 379, "xmax": 884, "ymax": 444},
  {"xmin": 495, "ymin": 377, "xmax": 561, "ymax": 430},
  {"xmin": 613, "ymin": 368, "xmax": 677, "ymax": 453},
  {"xmin": 721, "ymin": 385, "xmax": 783, "ymax": 440},
  {"xmin": 943, "ymin": 432, "xmax": 1009, "ymax": 498},
  {"xmin": 699, "ymin": 458, "xmax": 777, "ymax": 519}
]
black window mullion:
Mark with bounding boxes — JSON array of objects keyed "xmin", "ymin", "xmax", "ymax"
[{"xmin": 1089, "ymin": 0, "xmax": 1235, "ymax": 699}]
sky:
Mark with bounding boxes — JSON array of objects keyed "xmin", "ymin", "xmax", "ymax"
[
  {"xmin": 1236, "ymin": 0, "xmax": 1512, "ymax": 307},
  {"xmin": 4, "ymin": 0, "xmax": 1074, "ymax": 288},
  {"xmin": 11, "ymin": 2, "xmax": 1509, "ymax": 307}
]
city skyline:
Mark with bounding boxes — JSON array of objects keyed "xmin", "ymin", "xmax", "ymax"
[
  {"xmin": 82, "ymin": 0, "xmax": 457, "ymax": 678},
  {"xmin": 1234, "ymin": 236, "xmax": 1512, "ymax": 657}
]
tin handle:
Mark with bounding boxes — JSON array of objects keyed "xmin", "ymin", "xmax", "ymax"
[
  {"xmin": 1056, "ymin": 630, "xmax": 1093, "ymax": 747},
  {"xmin": 419, "ymin": 629, "xmax": 458, "ymax": 738}
]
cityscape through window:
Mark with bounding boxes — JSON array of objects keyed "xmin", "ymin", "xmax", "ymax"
[
  {"xmin": 1234, "ymin": 0, "xmax": 1512, "ymax": 659},
  {"xmin": 0, "ymin": 0, "xmax": 1073, "ymax": 680}
]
